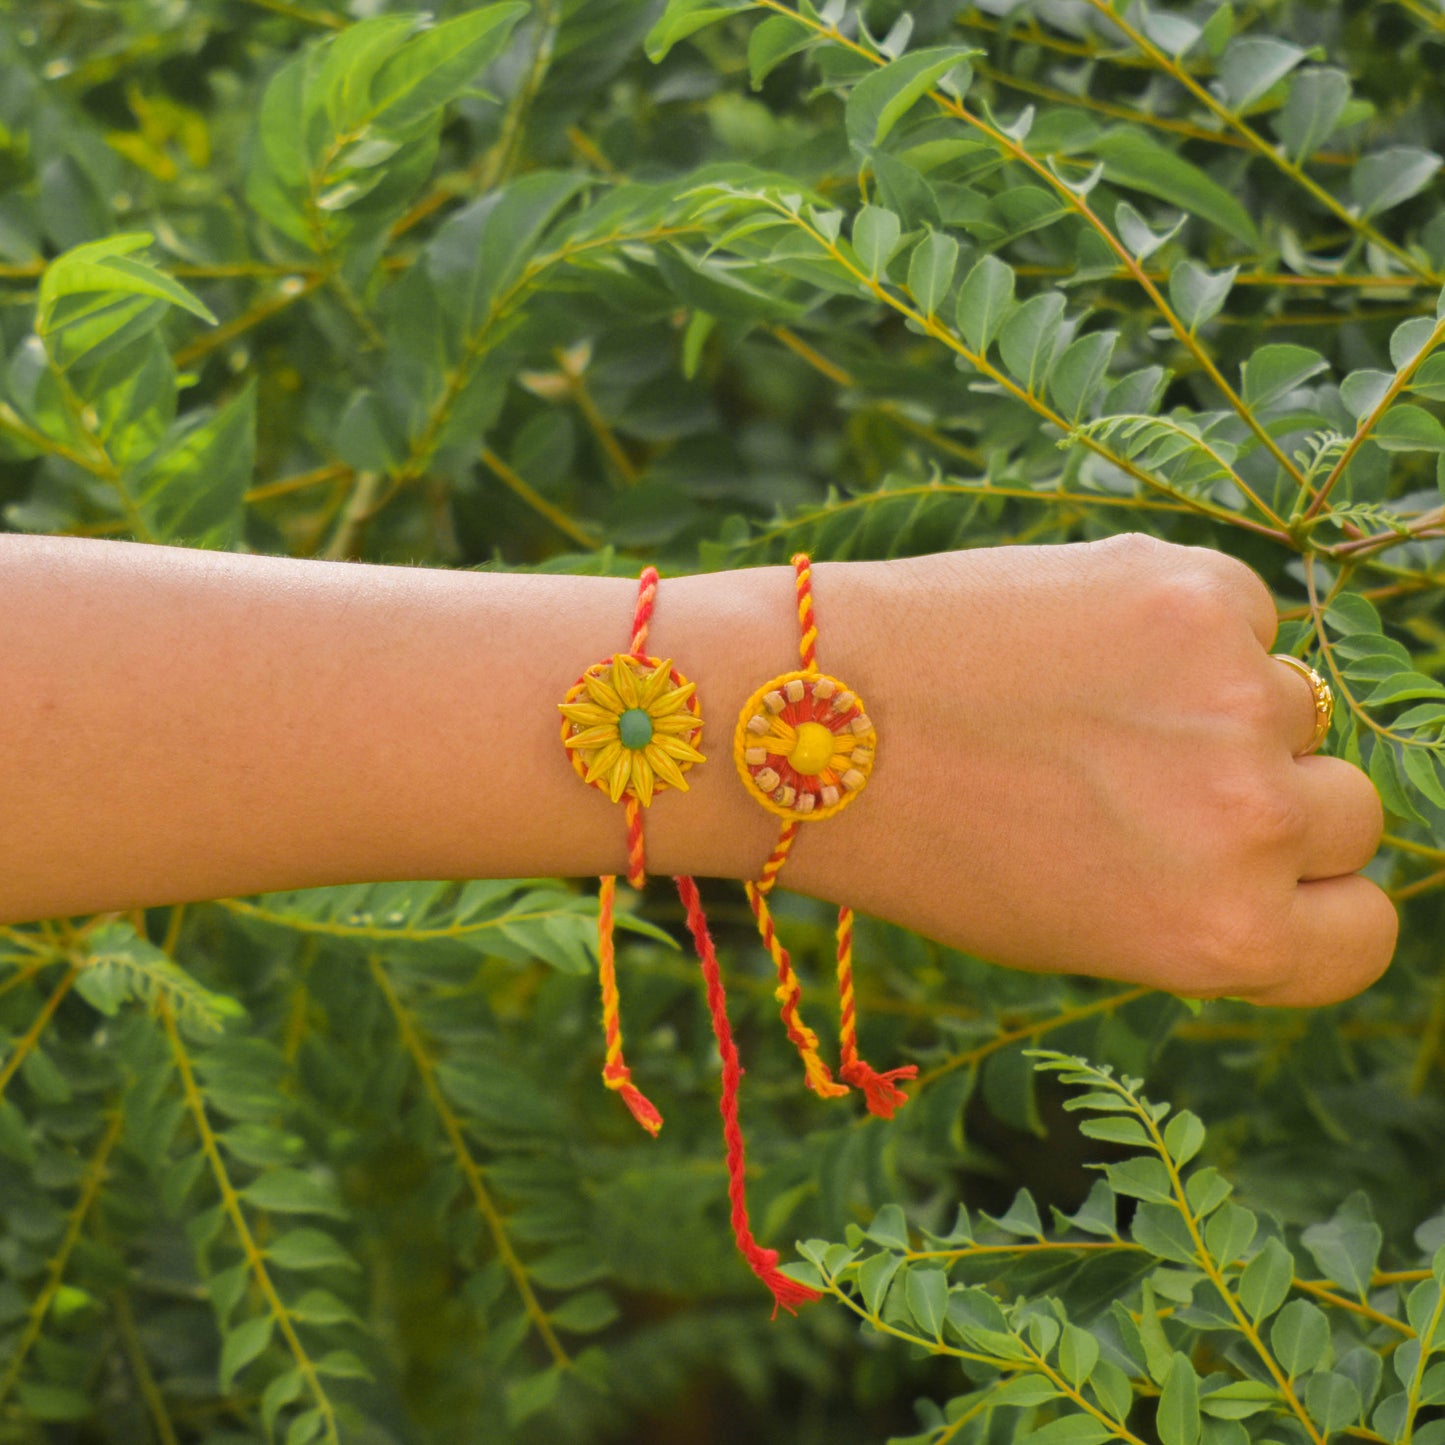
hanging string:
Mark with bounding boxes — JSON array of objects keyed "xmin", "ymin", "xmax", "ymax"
[
  {"xmin": 676, "ymin": 874, "xmax": 824, "ymax": 1319},
  {"xmin": 835, "ymin": 904, "xmax": 916, "ymax": 1118}
]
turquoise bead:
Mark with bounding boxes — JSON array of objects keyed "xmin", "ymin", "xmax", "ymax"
[{"xmin": 618, "ymin": 707, "xmax": 654, "ymax": 750}]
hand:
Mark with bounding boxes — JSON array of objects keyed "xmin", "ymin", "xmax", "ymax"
[{"xmin": 721, "ymin": 535, "xmax": 1395, "ymax": 1007}]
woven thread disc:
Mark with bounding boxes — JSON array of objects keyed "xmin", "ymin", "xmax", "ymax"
[{"xmin": 733, "ymin": 669, "xmax": 876, "ymax": 822}]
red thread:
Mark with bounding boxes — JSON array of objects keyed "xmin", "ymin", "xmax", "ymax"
[
  {"xmin": 676, "ymin": 874, "xmax": 823, "ymax": 1319},
  {"xmin": 792, "ymin": 553, "xmax": 818, "ymax": 673},
  {"xmin": 624, "ymin": 795, "xmax": 646, "ymax": 890},
  {"xmin": 630, "ymin": 566, "xmax": 658, "ymax": 656}
]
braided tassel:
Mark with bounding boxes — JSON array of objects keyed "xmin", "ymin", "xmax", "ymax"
[
  {"xmin": 745, "ymin": 881, "xmax": 848, "ymax": 1100},
  {"xmin": 597, "ymin": 875, "xmax": 663, "ymax": 1135},
  {"xmin": 836, "ymin": 905, "xmax": 917, "ymax": 1119},
  {"xmin": 676, "ymin": 874, "xmax": 823, "ymax": 1319}
]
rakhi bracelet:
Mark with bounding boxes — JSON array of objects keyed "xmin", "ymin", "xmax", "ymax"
[
  {"xmin": 558, "ymin": 567, "xmax": 704, "ymax": 1136},
  {"xmin": 558, "ymin": 559, "xmax": 914, "ymax": 1319},
  {"xmin": 734, "ymin": 554, "xmax": 917, "ymax": 1119},
  {"xmin": 559, "ymin": 567, "xmax": 819, "ymax": 1317}
]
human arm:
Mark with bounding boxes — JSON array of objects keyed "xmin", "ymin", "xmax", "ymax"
[{"xmin": 0, "ymin": 531, "xmax": 1394, "ymax": 1005}]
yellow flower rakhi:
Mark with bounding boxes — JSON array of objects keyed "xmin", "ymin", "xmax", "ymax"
[
  {"xmin": 559, "ymin": 652, "xmax": 704, "ymax": 809},
  {"xmin": 557, "ymin": 568, "xmax": 703, "ymax": 1139}
]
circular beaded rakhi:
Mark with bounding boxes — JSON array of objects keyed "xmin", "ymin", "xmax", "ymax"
[{"xmin": 734, "ymin": 668, "xmax": 876, "ymax": 822}]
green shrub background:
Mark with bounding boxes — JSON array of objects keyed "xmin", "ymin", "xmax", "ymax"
[{"xmin": 3, "ymin": 1, "xmax": 1445, "ymax": 1441}]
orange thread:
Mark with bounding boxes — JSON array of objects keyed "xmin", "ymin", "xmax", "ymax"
[
  {"xmin": 630, "ymin": 566, "xmax": 658, "ymax": 655},
  {"xmin": 597, "ymin": 875, "xmax": 663, "ymax": 1135},
  {"xmin": 836, "ymin": 906, "xmax": 917, "ymax": 1118},
  {"xmin": 676, "ymin": 874, "xmax": 824, "ymax": 1319},
  {"xmin": 746, "ymin": 882, "xmax": 848, "ymax": 1099}
]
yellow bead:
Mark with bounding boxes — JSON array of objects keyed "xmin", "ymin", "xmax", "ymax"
[{"xmin": 789, "ymin": 721, "xmax": 837, "ymax": 776}]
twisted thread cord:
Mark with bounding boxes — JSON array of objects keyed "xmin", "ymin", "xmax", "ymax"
[
  {"xmin": 676, "ymin": 874, "xmax": 823, "ymax": 1319},
  {"xmin": 745, "ymin": 882, "xmax": 847, "ymax": 1099},
  {"xmin": 835, "ymin": 905, "xmax": 917, "ymax": 1119},
  {"xmin": 597, "ymin": 874, "xmax": 663, "ymax": 1135}
]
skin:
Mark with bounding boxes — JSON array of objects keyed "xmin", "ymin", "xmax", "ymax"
[{"xmin": 0, "ymin": 531, "xmax": 1394, "ymax": 1006}]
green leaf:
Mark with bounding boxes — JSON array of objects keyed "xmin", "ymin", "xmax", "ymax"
[
  {"xmin": 14, "ymin": 1384, "xmax": 92, "ymax": 1422},
  {"xmin": 1270, "ymin": 1298, "xmax": 1332, "ymax": 1378},
  {"xmin": 857, "ymin": 1251, "xmax": 903, "ymax": 1314},
  {"xmin": 852, "ymin": 204, "xmax": 902, "ymax": 279},
  {"xmin": 748, "ymin": 13, "xmax": 813, "ymax": 89},
  {"xmin": 1354, "ymin": 148, "xmax": 1442, "ymax": 218},
  {"xmin": 1027, "ymin": 1415, "xmax": 1112, "ymax": 1444},
  {"xmin": 1048, "ymin": 330, "xmax": 1117, "ymax": 423},
  {"xmin": 367, "ymin": 4, "xmax": 527, "ymax": 137},
  {"xmin": 1159, "ymin": 1352, "xmax": 1202, "ymax": 1445},
  {"xmin": 1169, "ymin": 261, "xmax": 1237, "ymax": 333},
  {"xmin": 1241, "ymin": 343, "xmax": 1329, "ymax": 410},
  {"xmin": 905, "ymin": 1266, "xmax": 949, "ymax": 1337},
  {"xmin": 1371, "ymin": 738, "xmax": 1431, "ymax": 825},
  {"xmin": 262, "ymin": 1368, "xmax": 304, "ymax": 1439},
  {"xmin": 220, "ymin": 1314, "xmax": 275, "ymax": 1392},
  {"xmin": 1078, "ymin": 1115, "xmax": 1151, "ymax": 1147},
  {"xmin": 1091, "ymin": 130, "xmax": 1258, "ymax": 245},
  {"xmin": 130, "ymin": 381, "xmax": 256, "ymax": 547},
  {"xmin": 242, "ymin": 1169, "xmax": 347, "ymax": 1218},
  {"xmin": 1106, "ymin": 1157, "xmax": 1174, "ymax": 1203},
  {"xmin": 1301, "ymin": 1193, "xmax": 1383, "ymax": 1296},
  {"xmin": 955, "ymin": 253, "xmax": 1015, "ymax": 353},
  {"xmin": 1237, "ymin": 1236, "xmax": 1294, "ymax": 1323},
  {"xmin": 506, "ymin": 1365, "xmax": 564, "ymax": 1426},
  {"xmin": 1370, "ymin": 403, "xmax": 1445, "ymax": 453},
  {"xmin": 1205, "ymin": 1202, "xmax": 1258, "ymax": 1268},
  {"xmin": 1059, "ymin": 1322, "xmax": 1100, "ymax": 1388},
  {"xmin": 845, "ymin": 47, "xmax": 977, "ymax": 150},
  {"xmin": 1164, "ymin": 1111, "xmax": 1206, "ymax": 1168},
  {"xmin": 1217, "ymin": 37, "xmax": 1307, "ymax": 111},
  {"xmin": 998, "ymin": 291, "xmax": 1066, "ymax": 394},
  {"xmin": 1306, "ymin": 1371, "xmax": 1363, "ymax": 1433},
  {"xmin": 1276, "ymin": 68, "xmax": 1352, "ymax": 160},
  {"xmin": 644, "ymin": 0, "xmax": 752, "ymax": 62},
  {"xmin": 1402, "ymin": 746, "xmax": 1445, "ymax": 809},
  {"xmin": 906, "ymin": 229, "xmax": 958, "ymax": 316},
  {"xmin": 1185, "ymin": 1168, "xmax": 1232, "ymax": 1219},
  {"xmin": 548, "ymin": 1288, "xmax": 619, "ymax": 1333},
  {"xmin": 1132, "ymin": 1202, "xmax": 1199, "ymax": 1265},
  {"xmin": 1138, "ymin": 1279, "xmax": 1175, "ymax": 1386},
  {"xmin": 266, "ymin": 1228, "xmax": 359, "ymax": 1273},
  {"xmin": 867, "ymin": 1203, "xmax": 910, "ymax": 1250},
  {"xmin": 39, "ymin": 233, "xmax": 216, "ymax": 339}
]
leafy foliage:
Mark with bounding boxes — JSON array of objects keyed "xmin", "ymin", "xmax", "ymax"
[{"xmin": 4, "ymin": 0, "xmax": 1445, "ymax": 1442}]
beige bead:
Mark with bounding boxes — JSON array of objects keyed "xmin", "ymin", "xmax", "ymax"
[
  {"xmin": 764, "ymin": 690, "xmax": 786, "ymax": 713},
  {"xmin": 796, "ymin": 792, "xmax": 815, "ymax": 813},
  {"xmin": 850, "ymin": 714, "xmax": 872, "ymax": 734},
  {"xmin": 773, "ymin": 785, "xmax": 796, "ymax": 807},
  {"xmin": 755, "ymin": 767, "xmax": 781, "ymax": 791},
  {"xmin": 831, "ymin": 691, "xmax": 855, "ymax": 713},
  {"xmin": 784, "ymin": 678, "xmax": 805, "ymax": 702},
  {"xmin": 812, "ymin": 677, "xmax": 836, "ymax": 699},
  {"xmin": 851, "ymin": 749, "xmax": 873, "ymax": 768},
  {"xmin": 842, "ymin": 768, "xmax": 866, "ymax": 791},
  {"xmin": 820, "ymin": 784, "xmax": 840, "ymax": 808},
  {"xmin": 745, "ymin": 747, "xmax": 767, "ymax": 766},
  {"xmin": 747, "ymin": 714, "xmax": 769, "ymax": 735}
]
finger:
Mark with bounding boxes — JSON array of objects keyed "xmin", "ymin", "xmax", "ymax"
[
  {"xmin": 1269, "ymin": 654, "xmax": 1329, "ymax": 757},
  {"xmin": 1243, "ymin": 874, "xmax": 1398, "ymax": 1007},
  {"xmin": 1294, "ymin": 755, "xmax": 1385, "ymax": 881},
  {"xmin": 1193, "ymin": 547, "xmax": 1280, "ymax": 651}
]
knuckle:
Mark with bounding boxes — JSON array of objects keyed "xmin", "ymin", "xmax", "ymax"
[
  {"xmin": 1204, "ymin": 766, "xmax": 1306, "ymax": 852},
  {"xmin": 1185, "ymin": 899, "xmax": 1291, "ymax": 993}
]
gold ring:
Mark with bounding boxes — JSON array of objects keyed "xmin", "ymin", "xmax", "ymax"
[{"xmin": 1272, "ymin": 653, "xmax": 1334, "ymax": 756}]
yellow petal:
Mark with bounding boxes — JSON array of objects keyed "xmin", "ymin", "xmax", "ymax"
[
  {"xmin": 563, "ymin": 723, "xmax": 619, "ymax": 750},
  {"xmin": 650, "ymin": 682, "xmax": 696, "ymax": 715},
  {"xmin": 582, "ymin": 669, "xmax": 624, "ymax": 712},
  {"xmin": 654, "ymin": 734, "xmax": 705, "ymax": 764},
  {"xmin": 558, "ymin": 700, "xmax": 616, "ymax": 727},
  {"xmin": 637, "ymin": 658, "xmax": 676, "ymax": 707},
  {"xmin": 651, "ymin": 712, "xmax": 701, "ymax": 736},
  {"xmin": 645, "ymin": 743, "xmax": 691, "ymax": 792},
  {"xmin": 610, "ymin": 655, "xmax": 640, "ymax": 708},
  {"xmin": 763, "ymin": 727, "xmax": 795, "ymax": 753},
  {"xmin": 607, "ymin": 750, "xmax": 631, "ymax": 803},
  {"xmin": 630, "ymin": 753, "xmax": 655, "ymax": 807},
  {"xmin": 584, "ymin": 740, "xmax": 623, "ymax": 785}
]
